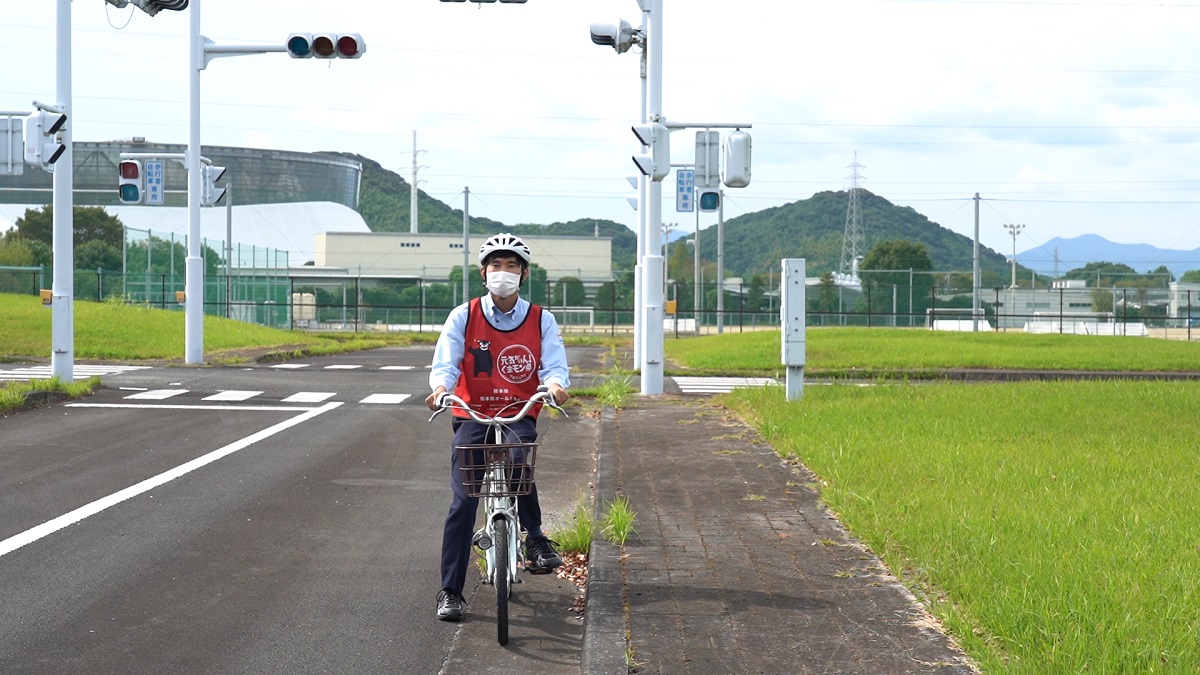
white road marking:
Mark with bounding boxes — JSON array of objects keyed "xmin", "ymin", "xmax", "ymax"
[
  {"xmin": 202, "ymin": 390, "xmax": 264, "ymax": 402},
  {"xmin": 0, "ymin": 364, "xmax": 151, "ymax": 382},
  {"xmin": 125, "ymin": 389, "xmax": 188, "ymax": 400},
  {"xmin": 380, "ymin": 366, "xmax": 415, "ymax": 371},
  {"xmin": 673, "ymin": 377, "xmax": 777, "ymax": 394},
  {"xmin": 359, "ymin": 394, "xmax": 410, "ymax": 404},
  {"xmin": 269, "ymin": 364, "xmax": 310, "ymax": 369},
  {"xmin": 324, "ymin": 365, "xmax": 362, "ymax": 370},
  {"xmin": 67, "ymin": 403, "xmax": 323, "ymax": 412},
  {"xmin": 0, "ymin": 402, "xmax": 343, "ymax": 559},
  {"xmin": 282, "ymin": 392, "xmax": 337, "ymax": 403}
]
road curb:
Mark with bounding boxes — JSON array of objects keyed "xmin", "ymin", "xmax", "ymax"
[{"xmin": 581, "ymin": 407, "xmax": 627, "ymax": 675}]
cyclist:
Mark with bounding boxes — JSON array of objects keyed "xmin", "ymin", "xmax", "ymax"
[{"xmin": 425, "ymin": 232, "xmax": 571, "ymax": 622}]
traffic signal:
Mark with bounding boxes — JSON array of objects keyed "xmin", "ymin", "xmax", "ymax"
[
  {"xmin": 202, "ymin": 164, "xmax": 227, "ymax": 207},
  {"xmin": 632, "ymin": 122, "xmax": 670, "ymax": 182},
  {"xmin": 287, "ymin": 33, "xmax": 366, "ymax": 59},
  {"xmin": 23, "ymin": 110, "xmax": 67, "ymax": 171},
  {"xmin": 698, "ymin": 189, "xmax": 720, "ymax": 213},
  {"xmin": 722, "ymin": 130, "xmax": 752, "ymax": 188},
  {"xmin": 104, "ymin": 0, "xmax": 188, "ymax": 16},
  {"xmin": 118, "ymin": 160, "xmax": 143, "ymax": 204}
]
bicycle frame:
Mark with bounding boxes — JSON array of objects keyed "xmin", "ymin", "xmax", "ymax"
[{"xmin": 430, "ymin": 389, "xmax": 562, "ymax": 589}]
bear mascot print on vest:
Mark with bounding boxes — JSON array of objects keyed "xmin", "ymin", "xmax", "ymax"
[{"xmin": 453, "ymin": 297, "xmax": 544, "ymax": 419}]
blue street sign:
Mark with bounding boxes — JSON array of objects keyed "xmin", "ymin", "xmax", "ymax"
[
  {"xmin": 144, "ymin": 159, "xmax": 166, "ymax": 206},
  {"xmin": 676, "ymin": 168, "xmax": 695, "ymax": 212}
]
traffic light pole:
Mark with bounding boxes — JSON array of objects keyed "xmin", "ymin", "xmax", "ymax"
[
  {"xmin": 186, "ymin": 1, "xmax": 203, "ymax": 363},
  {"xmin": 184, "ymin": 0, "xmax": 323, "ymax": 363},
  {"xmin": 50, "ymin": 0, "xmax": 74, "ymax": 382}
]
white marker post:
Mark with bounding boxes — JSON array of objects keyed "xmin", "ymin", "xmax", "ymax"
[{"xmin": 781, "ymin": 259, "xmax": 806, "ymax": 401}]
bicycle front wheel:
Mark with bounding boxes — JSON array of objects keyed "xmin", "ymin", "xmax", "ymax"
[{"xmin": 493, "ymin": 517, "xmax": 510, "ymax": 645}]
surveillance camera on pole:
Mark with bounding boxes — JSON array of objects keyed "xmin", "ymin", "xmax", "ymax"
[{"xmin": 590, "ymin": 19, "xmax": 639, "ymax": 54}]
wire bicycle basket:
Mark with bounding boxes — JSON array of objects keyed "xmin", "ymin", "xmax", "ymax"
[{"xmin": 455, "ymin": 442, "xmax": 538, "ymax": 498}]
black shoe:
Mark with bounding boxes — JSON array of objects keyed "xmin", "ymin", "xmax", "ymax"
[
  {"xmin": 436, "ymin": 589, "xmax": 465, "ymax": 622},
  {"xmin": 524, "ymin": 536, "xmax": 562, "ymax": 573}
]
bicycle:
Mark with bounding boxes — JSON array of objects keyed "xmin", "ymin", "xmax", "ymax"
[{"xmin": 429, "ymin": 386, "xmax": 565, "ymax": 646}]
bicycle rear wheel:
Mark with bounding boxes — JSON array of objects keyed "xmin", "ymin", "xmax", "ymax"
[{"xmin": 493, "ymin": 517, "xmax": 510, "ymax": 645}]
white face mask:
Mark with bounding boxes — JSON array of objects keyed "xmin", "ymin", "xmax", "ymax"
[{"xmin": 485, "ymin": 270, "xmax": 521, "ymax": 298}]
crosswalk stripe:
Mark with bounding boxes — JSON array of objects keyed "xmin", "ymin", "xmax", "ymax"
[
  {"xmin": 202, "ymin": 391, "xmax": 264, "ymax": 402},
  {"xmin": 359, "ymin": 394, "xmax": 410, "ymax": 404},
  {"xmin": 0, "ymin": 365, "xmax": 152, "ymax": 382},
  {"xmin": 282, "ymin": 392, "xmax": 337, "ymax": 403},
  {"xmin": 125, "ymin": 389, "xmax": 188, "ymax": 400}
]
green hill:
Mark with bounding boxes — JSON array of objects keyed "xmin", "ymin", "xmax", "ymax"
[
  {"xmin": 345, "ymin": 154, "xmax": 1018, "ymax": 284},
  {"xmin": 693, "ymin": 190, "xmax": 1018, "ymax": 285}
]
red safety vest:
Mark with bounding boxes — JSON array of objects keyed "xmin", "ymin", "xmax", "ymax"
[{"xmin": 453, "ymin": 297, "xmax": 544, "ymax": 419}]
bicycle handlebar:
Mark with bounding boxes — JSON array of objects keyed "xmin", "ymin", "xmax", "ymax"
[{"xmin": 427, "ymin": 387, "xmax": 566, "ymax": 424}]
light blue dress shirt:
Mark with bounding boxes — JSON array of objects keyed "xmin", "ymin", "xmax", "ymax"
[{"xmin": 429, "ymin": 294, "xmax": 571, "ymax": 394}]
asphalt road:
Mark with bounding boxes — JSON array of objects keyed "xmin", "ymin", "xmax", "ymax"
[{"xmin": 0, "ymin": 346, "xmax": 596, "ymax": 674}]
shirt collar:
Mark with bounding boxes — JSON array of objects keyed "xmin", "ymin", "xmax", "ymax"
[{"xmin": 482, "ymin": 294, "xmax": 526, "ymax": 319}]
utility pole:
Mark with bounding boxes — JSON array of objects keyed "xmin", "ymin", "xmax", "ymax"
[
  {"xmin": 410, "ymin": 130, "xmax": 425, "ymax": 233},
  {"xmin": 972, "ymin": 193, "xmax": 980, "ymax": 331},
  {"xmin": 1004, "ymin": 223, "xmax": 1025, "ymax": 289}
]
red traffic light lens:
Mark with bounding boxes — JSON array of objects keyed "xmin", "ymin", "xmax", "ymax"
[
  {"xmin": 336, "ymin": 35, "xmax": 360, "ymax": 57},
  {"xmin": 120, "ymin": 161, "xmax": 140, "ymax": 179}
]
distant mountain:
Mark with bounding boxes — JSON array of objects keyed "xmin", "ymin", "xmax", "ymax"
[
  {"xmin": 346, "ymin": 155, "xmax": 1026, "ymax": 282},
  {"xmin": 1017, "ymin": 234, "xmax": 1200, "ymax": 280},
  {"xmin": 689, "ymin": 190, "xmax": 1015, "ymax": 284}
]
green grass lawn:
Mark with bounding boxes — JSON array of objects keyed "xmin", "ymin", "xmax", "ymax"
[
  {"xmin": 0, "ymin": 292, "xmax": 442, "ymax": 362},
  {"xmin": 725, "ymin": 382, "xmax": 1200, "ymax": 673},
  {"xmin": 660, "ymin": 329, "xmax": 1200, "ymax": 672},
  {"xmin": 667, "ymin": 327, "xmax": 1200, "ymax": 375}
]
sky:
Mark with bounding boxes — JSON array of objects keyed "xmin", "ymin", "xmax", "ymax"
[{"xmin": 7, "ymin": 0, "xmax": 1200, "ymax": 273}]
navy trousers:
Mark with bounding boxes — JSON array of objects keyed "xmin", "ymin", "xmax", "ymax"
[{"xmin": 440, "ymin": 417, "xmax": 543, "ymax": 595}]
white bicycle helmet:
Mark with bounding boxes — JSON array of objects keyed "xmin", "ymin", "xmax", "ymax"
[{"xmin": 478, "ymin": 233, "xmax": 532, "ymax": 265}]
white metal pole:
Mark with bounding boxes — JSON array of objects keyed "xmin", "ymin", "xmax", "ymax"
[
  {"xmin": 50, "ymin": 0, "xmax": 74, "ymax": 381},
  {"xmin": 641, "ymin": 0, "xmax": 664, "ymax": 395},
  {"xmin": 185, "ymin": 0, "xmax": 204, "ymax": 363},
  {"xmin": 716, "ymin": 187, "xmax": 725, "ymax": 334},
  {"xmin": 633, "ymin": 10, "xmax": 648, "ymax": 368},
  {"xmin": 693, "ymin": 201, "xmax": 700, "ymax": 329}
]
